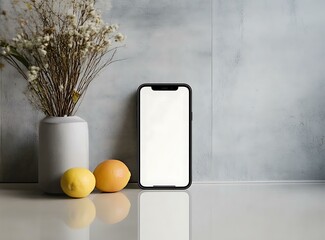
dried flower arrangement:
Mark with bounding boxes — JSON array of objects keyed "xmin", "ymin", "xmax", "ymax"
[{"xmin": 0, "ymin": 0, "xmax": 125, "ymax": 116}]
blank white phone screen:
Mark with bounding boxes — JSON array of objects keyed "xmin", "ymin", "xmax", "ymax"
[{"xmin": 140, "ymin": 86, "xmax": 190, "ymax": 187}]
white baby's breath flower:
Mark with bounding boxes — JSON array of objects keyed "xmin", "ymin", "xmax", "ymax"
[
  {"xmin": 28, "ymin": 73, "xmax": 37, "ymax": 82},
  {"xmin": 43, "ymin": 35, "xmax": 50, "ymax": 42},
  {"xmin": 27, "ymin": 66, "xmax": 40, "ymax": 82},
  {"xmin": 114, "ymin": 33, "xmax": 125, "ymax": 42},
  {"xmin": 112, "ymin": 24, "xmax": 119, "ymax": 31},
  {"xmin": 67, "ymin": 14, "xmax": 77, "ymax": 27},
  {"xmin": 30, "ymin": 66, "xmax": 40, "ymax": 71},
  {"xmin": 12, "ymin": 33, "xmax": 22, "ymax": 42},
  {"xmin": 1, "ymin": 49, "xmax": 7, "ymax": 55},
  {"xmin": 38, "ymin": 48, "xmax": 47, "ymax": 56},
  {"xmin": 83, "ymin": 32, "xmax": 90, "ymax": 41},
  {"xmin": 107, "ymin": 24, "xmax": 119, "ymax": 33},
  {"xmin": 84, "ymin": 42, "xmax": 91, "ymax": 49},
  {"xmin": 95, "ymin": 17, "xmax": 103, "ymax": 24},
  {"xmin": 28, "ymin": 76, "xmax": 37, "ymax": 83},
  {"xmin": 59, "ymin": 84, "xmax": 64, "ymax": 92}
]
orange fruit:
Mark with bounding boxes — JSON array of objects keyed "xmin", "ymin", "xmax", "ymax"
[
  {"xmin": 93, "ymin": 159, "xmax": 131, "ymax": 192},
  {"xmin": 93, "ymin": 192, "xmax": 131, "ymax": 224}
]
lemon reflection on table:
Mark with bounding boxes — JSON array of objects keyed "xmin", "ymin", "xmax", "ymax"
[
  {"xmin": 60, "ymin": 191, "xmax": 131, "ymax": 228},
  {"xmin": 93, "ymin": 191, "xmax": 131, "ymax": 224},
  {"xmin": 38, "ymin": 191, "xmax": 132, "ymax": 240},
  {"xmin": 63, "ymin": 197, "xmax": 97, "ymax": 229}
]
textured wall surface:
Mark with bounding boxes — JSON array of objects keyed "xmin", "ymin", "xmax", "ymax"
[
  {"xmin": 212, "ymin": 0, "xmax": 325, "ymax": 180},
  {"xmin": 0, "ymin": 0, "xmax": 325, "ymax": 182}
]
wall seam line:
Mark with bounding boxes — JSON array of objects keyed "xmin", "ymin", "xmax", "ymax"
[
  {"xmin": 210, "ymin": 0, "xmax": 214, "ymax": 177},
  {"xmin": 0, "ymin": 68, "xmax": 2, "ymax": 182}
]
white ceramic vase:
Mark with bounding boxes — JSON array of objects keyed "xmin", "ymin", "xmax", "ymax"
[{"xmin": 39, "ymin": 116, "xmax": 89, "ymax": 194}]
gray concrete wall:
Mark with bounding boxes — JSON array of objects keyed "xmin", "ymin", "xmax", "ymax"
[{"xmin": 0, "ymin": 0, "xmax": 325, "ymax": 182}]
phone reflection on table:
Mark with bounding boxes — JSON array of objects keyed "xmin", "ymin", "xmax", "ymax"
[{"xmin": 139, "ymin": 191, "xmax": 190, "ymax": 240}]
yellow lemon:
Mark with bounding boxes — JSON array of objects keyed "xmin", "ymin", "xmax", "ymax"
[
  {"xmin": 93, "ymin": 159, "xmax": 131, "ymax": 192},
  {"xmin": 61, "ymin": 168, "xmax": 96, "ymax": 198}
]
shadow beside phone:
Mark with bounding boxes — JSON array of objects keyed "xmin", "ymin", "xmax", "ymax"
[{"xmin": 111, "ymin": 92, "xmax": 138, "ymax": 182}]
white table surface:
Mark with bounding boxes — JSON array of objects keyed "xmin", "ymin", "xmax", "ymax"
[{"xmin": 0, "ymin": 182, "xmax": 324, "ymax": 240}]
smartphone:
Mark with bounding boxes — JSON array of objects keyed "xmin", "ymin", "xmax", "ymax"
[{"xmin": 137, "ymin": 83, "xmax": 192, "ymax": 189}]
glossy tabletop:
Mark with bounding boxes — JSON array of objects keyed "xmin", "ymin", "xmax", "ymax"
[{"xmin": 0, "ymin": 183, "xmax": 324, "ymax": 240}]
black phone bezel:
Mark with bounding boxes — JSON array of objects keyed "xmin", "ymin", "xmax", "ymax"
[{"xmin": 137, "ymin": 83, "xmax": 192, "ymax": 190}]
